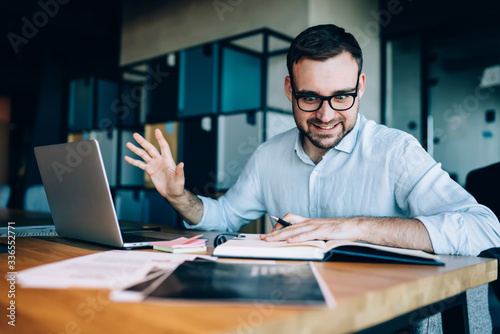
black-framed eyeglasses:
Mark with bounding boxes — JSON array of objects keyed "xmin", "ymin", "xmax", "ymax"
[{"xmin": 291, "ymin": 76, "xmax": 359, "ymax": 112}]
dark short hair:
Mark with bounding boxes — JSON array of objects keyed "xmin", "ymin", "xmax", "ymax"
[{"xmin": 286, "ymin": 24, "xmax": 363, "ymax": 78}]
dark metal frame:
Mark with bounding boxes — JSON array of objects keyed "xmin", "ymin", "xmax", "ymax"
[{"xmin": 355, "ymin": 292, "xmax": 469, "ymax": 334}]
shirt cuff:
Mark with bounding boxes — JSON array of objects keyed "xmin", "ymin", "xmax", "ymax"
[{"xmin": 416, "ymin": 214, "xmax": 470, "ymax": 255}]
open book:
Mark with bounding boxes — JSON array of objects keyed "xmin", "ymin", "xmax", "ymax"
[{"xmin": 212, "ymin": 234, "xmax": 444, "ymax": 266}]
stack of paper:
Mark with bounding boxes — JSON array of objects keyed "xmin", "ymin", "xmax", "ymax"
[
  {"xmin": 152, "ymin": 235, "xmax": 207, "ymax": 254},
  {"xmin": 16, "ymin": 250, "xmax": 214, "ymax": 289}
]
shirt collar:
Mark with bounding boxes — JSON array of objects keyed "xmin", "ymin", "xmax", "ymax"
[
  {"xmin": 334, "ymin": 113, "xmax": 361, "ymax": 154},
  {"xmin": 294, "ymin": 113, "xmax": 362, "ymax": 163},
  {"xmin": 294, "ymin": 129, "xmax": 315, "ymax": 165}
]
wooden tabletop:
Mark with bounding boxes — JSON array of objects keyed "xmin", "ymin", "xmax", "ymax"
[{"xmin": 0, "ymin": 211, "xmax": 497, "ymax": 333}]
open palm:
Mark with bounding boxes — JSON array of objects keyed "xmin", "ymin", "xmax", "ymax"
[{"xmin": 124, "ymin": 129, "xmax": 184, "ymax": 199}]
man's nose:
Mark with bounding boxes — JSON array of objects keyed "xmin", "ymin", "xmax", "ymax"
[{"xmin": 314, "ymin": 100, "xmax": 337, "ymax": 123}]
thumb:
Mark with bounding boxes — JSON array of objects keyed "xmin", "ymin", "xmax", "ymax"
[
  {"xmin": 175, "ymin": 162, "xmax": 184, "ymax": 174},
  {"xmin": 174, "ymin": 162, "xmax": 185, "ymax": 184},
  {"xmin": 271, "ymin": 224, "xmax": 284, "ymax": 232}
]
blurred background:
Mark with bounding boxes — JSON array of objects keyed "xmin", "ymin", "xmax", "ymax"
[{"xmin": 0, "ymin": 0, "xmax": 499, "ymax": 229}]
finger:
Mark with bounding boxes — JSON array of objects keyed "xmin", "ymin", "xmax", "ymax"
[
  {"xmin": 263, "ymin": 226, "xmax": 294, "ymax": 240},
  {"xmin": 260, "ymin": 216, "xmax": 283, "ymax": 240},
  {"xmin": 271, "ymin": 224, "xmax": 284, "ymax": 233},
  {"xmin": 175, "ymin": 162, "xmax": 184, "ymax": 176},
  {"xmin": 155, "ymin": 129, "xmax": 175, "ymax": 164},
  {"xmin": 166, "ymin": 161, "xmax": 183, "ymax": 175},
  {"xmin": 286, "ymin": 228, "xmax": 325, "ymax": 243},
  {"xmin": 260, "ymin": 226, "xmax": 282, "ymax": 241},
  {"xmin": 264, "ymin": 223, "xmax": 317, "ymax": 241},
  {"xmin": 133, "ymin": 132, "xmax": 160, "ymax": 158},
  {"xmin": 126, "ymin": 142, "xmax": 152, "ymax": 163},
  {"xmin": 174, "ymin": 162, "xmax": 185, "ymax": 186},
  {"xmin": 282, "ymin": 213, "xmax": 306, "ymax": 224},
  {"xmin": 124, "ymin": 156, "xmax": 147, "ymax": 171},
  {"xmin": 268, "ymin": 213, "xmax": 306, "ymax": 236}
]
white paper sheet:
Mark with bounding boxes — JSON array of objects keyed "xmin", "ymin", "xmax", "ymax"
[{"xmin": 16, "ymin": 250, "xmax": 215, "ymax": 290}]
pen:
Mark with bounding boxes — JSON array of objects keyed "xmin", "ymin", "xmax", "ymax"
[{"xmin": 270, "ymin": 216, "xmax": 292, "ymax": 227}]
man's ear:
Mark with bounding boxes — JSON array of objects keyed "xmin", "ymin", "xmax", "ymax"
[
  {"xmin": 284, "ymin": 76, "xmax": 293, "ymax": 103},
  {"xmin": 357, "ymin": 73, "xmax": 366, "ymax": 99}
]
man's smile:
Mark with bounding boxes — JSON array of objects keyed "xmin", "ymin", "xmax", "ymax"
[{"xmin": 310, "ymin": 121, "xmax": 341, "ymax": 133}]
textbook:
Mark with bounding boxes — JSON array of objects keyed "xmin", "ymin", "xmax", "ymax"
[{"xmin": 212, "ymin": 234, "xmax": 444, "ymax": 266}]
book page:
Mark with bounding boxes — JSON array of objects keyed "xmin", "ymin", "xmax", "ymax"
[
  {"xmin": 213, "ymin": 237, "xmax": 328, "ymax": 260},
  {"xmin": 324, "ymin": 240, "xmax": 441, "ymax": 260},
  {"xmin": 239, "ymin": 234, "xmax": 326, "ymax": 249}
]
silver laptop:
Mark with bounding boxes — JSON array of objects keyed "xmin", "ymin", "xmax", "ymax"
[{"xmin": 34, "ymin": 139, "xmax": 177, "ymax": 249}]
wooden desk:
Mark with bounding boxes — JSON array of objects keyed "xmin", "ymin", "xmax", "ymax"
[{"xmin": 0, "ymin": 211, "xmax": 497, "ymax": 333}]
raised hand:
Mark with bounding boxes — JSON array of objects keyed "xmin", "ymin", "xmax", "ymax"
[{"xmin": 124, "ymin": 129, "xmax": 185, "ymax": 200}]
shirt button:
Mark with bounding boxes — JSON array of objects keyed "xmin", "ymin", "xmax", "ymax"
[{"xmin": 312, "ymin": 171, "xmax": 318, "ymax": 176}]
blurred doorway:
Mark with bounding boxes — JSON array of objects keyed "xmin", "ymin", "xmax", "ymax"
[{"xmin": 385, "ymin": 28, "xmax": 500, "ymax": 185}]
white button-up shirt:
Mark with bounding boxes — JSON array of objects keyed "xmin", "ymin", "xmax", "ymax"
[{"xmin": 186, "ymin": 113, "xmax": 500, "ymax": 256}]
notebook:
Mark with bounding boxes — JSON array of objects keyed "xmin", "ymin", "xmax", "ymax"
[
  {"xmin": 213, "ymin": 234, "xmax": 445, "ymax": 265},
  {"xmin": 34, "ymin": 139, "xmax": 178, "ymax": 249}
]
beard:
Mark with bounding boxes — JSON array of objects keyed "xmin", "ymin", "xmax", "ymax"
[
  {"xmin": 295, "ymin": 111, "xmax": 357, "ymax": 150},
  {"xmin": 303, "ymin": 122, "xmax": 348, "ymax": 149}
]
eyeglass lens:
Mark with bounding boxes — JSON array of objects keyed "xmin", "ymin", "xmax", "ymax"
[{"xmin": 297, "ymin": 95, "xmax": 355, "ymax": 111}]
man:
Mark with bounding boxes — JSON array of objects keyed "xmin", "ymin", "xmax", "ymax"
[{"xmin": 125, "ymin": 24, "xmax": 500, "ymax": 256}]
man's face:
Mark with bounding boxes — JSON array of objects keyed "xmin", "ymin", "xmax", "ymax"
[{"xmin": 285, "ymin": 52, "xmax": 365, "ymax": 155}]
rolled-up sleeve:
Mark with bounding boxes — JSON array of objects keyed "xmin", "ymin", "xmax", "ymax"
[{"xmin": 395, "ymin": 136, "xmax": 500, "ymax": 255}]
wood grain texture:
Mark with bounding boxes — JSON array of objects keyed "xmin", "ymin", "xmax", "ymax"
[{"xmin": 0, "ymin": 220, "xmax": 497, "ymax": 334}]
